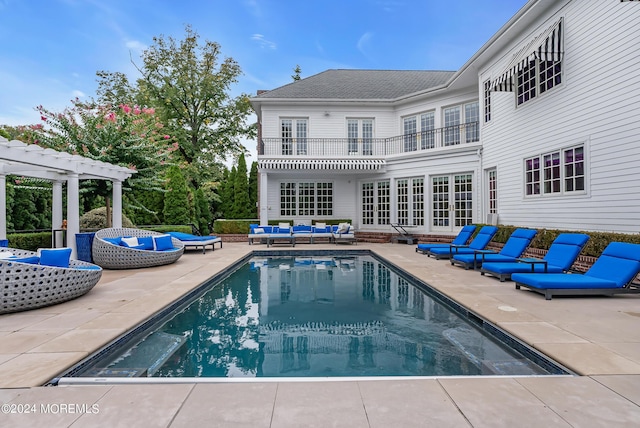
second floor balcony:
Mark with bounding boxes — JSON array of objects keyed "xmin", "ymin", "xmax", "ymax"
[{"xmin": 259, "ymin": 122, "xmax": 479, "ymax": 157}]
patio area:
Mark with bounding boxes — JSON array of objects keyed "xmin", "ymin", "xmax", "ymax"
[{"xmin": 1, "ymin": 242, "xmax": 639, "ymax": 427}]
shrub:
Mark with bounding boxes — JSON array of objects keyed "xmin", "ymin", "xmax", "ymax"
[
  {"xmin": 80, "ymin": 207, "xmax": 135, "ymax": 230},
  {"xmin": 6, "ymin": 232, "xmax": 51, "ymax": 251}
]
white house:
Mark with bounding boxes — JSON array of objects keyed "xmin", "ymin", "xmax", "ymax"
[{"xmin": 249, "ymin": 0, "xmax": 640, "ymax": 236}]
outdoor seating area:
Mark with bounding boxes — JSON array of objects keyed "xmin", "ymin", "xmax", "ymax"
[
  {"xmin": 416, "ymin": 228, "xmax": 640, "ymax": 300},
  {"xmin": 248, "ymin": 222, "xmax": 355, "ymax": 246},
  {"xmin": 92, "ymin": 227, "xmax": 185, "ymax": 269},
  {"xmin": 0, "ymin": 247, "xmax": 102, "ymax": 314}
]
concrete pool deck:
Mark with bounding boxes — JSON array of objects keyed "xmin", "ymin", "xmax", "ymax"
[{"xmin": 1, "ymin": 242, "xmax": 639, "ymax": 427}]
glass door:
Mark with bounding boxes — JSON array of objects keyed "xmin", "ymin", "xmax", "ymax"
[{"xmin": 431, "ymin": 174, "xmax": 473, "ymax": 231}]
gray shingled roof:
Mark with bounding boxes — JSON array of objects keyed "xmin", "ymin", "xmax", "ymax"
[{"xmin": 255, "ymin": 69, "xmax": 456, "ymax": 100}]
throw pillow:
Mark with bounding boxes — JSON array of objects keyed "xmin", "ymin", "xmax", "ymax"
[
  {"xmin": 138, "ymin": 236, "xmax": 154, "ymax": 250},
  {"xmin": 121, "ymin": 236, "xmax": 140, "ymax": 247},
  {"xmin": 153, "ymin": 234, "xmax": 174, "ymax": 251},
  {"xmin": 39, "ymin": 248, "xmax": 72, "ymax": 268}
]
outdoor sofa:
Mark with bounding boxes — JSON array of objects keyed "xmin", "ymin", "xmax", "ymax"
[
  {"xmin": 248, "ymin": 223, "xmax": 348, "ymax": 245},
  {"xmin": 0, "ymin": 247, "xmax": 102, "ymax": 314},
  {"xmin": 92, "ymin": 227, "xmax": 184, "ymax": 269}
]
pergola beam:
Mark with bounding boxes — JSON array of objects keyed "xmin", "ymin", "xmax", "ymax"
[{"xmin": 0, "ymin": 137, "xmax": 135, "ymax": 258}]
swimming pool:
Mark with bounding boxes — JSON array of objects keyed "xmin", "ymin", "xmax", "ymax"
[{"xmin": 56, "ymin": 251, "xmax": 571, "ymax": 381}]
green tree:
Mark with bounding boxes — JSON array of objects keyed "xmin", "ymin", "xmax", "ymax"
[
  {"xmin": 33, "ymin": 99, "xmax": 177, "ymax": 225},
  {"xmin": 194, "ymin": 188, "xmax": 212, "ymax": 234},
  {"xmin": 248, "ymin": 161, "xmax": 258, "ymax": 218},
  {"xmin": 232, "ymin": 154, "xmax": 251, "ymax": 218},
  {"xmin": 292, "ymin": 64, "xmax": 302, "ymax": 81},
  {"xmin": 163, "ymin": 166, "xmax": 191, "ymax": 225},
  {"xmin": 96, "ymin": 25, "xmax": 256, "ymax": 184}
]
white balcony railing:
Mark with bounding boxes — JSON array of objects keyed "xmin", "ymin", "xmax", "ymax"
[{"xmin": 259, "ymin": 122, "xmax": 479, "ymax": 157}]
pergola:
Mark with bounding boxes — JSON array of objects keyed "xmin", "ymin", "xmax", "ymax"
[{"xmin": 0, "ymin": 136, "xmax": 135, "ymax": 259}]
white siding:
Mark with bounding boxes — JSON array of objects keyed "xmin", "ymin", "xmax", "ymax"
[{"xmin": 480, "ymin": 0, "xmax": 640, "ymax": 233}]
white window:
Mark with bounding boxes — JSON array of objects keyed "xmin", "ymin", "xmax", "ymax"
[
  {"xmin": 517, "ymin": 57, "xmax": 562, "ymax": 105},
  {"xmin": 280, "ymin": 118, "xmax": 308, "ymax": 155},
  {"xmin": 524, "ymin": 145, "xmax": 584, "ymax": 197},
  {"xmin": 483, "ymin": 80, "xmax": 492, "ymax": 123},
  {"xmin": 397, "ymin": 178, "xmax": 424, "ymax": 226},
  {"xmin": 280, "ymin": 181, "xmax": 333, "ymax": 216},
  {"xmin": 443, "ymin": 102, "xmax": 479, "ymax": 145},
  {"xmin": 487, "ymin": 169, "xmax": 497, "ymax": 214},
  {"xmin": 403, "ymin": 117, "xmax": 417, "ymax": 152},
  {"xmin": 420, "ymin": 112, "xmax": 435, "ymax": 149},
  {"xmin": 347, "ymin": 118, "xmax": 374, "ymax": 155}
]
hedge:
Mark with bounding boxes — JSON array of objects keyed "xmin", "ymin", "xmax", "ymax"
[{"xmin": 478, "ymin": 224, "xmax": 640, "ymax": 258}]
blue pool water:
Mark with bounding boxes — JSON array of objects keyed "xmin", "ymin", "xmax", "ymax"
[{"xmin": 68, "ymin": 254, "xmax": 567, "ymax": 379}]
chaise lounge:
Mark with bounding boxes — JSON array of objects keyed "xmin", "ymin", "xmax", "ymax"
[
  {"xmin": 480, "ymin": 233, "xmax": 590, "ymax": 282},
  {"xmin": 426, "ymin": 225, "xmax": 498, "ymax": 260},
  {"xmin": 416, "ymin": 225, "xmax": 476, "ymax": 254},
  {"xmin": 450, "ymin": 228, "xmax": 537, "ymax": 270},
  {"xmin": 511, "ymin": 242, "xmax": 640, "ymax": 300},
  {"xmin": 0, "ymin": 247, "xmax": 102, "ymax": 314},
  {"xmin": 167, "ymin": 231, "xmax": 222, "ymax": 254},
  {"xmin": 92, "ymin": 227, "xmax": 184, "ymax": 269}
]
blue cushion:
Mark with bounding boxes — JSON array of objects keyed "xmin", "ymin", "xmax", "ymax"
[
  {"xmin": 13, "ymin": 256, "xmax": 40, "ymax": 265},
  {"xmin": 138, "ymin": 236, "xmax": 154, "ymax": 250},
  {"xmin": 153, "ymin": 234, "xmax": 174, "ymax": 251},
  {"xmin": 481, "ymin": 261, "xmax": 566, "ymax": 275},
  {"xmin": 511, "ymin": 273, "xmax": 619, "ymax": 289},
  {"xmin": 39, "ymin": 248, "xmax": 72, "ymax": 268},
  {"xmin": 103, "ymin": 237, "xmax": 122, "ymax": 245},
  {"xmin": 75, "ymin": 265, "xmax": 102, "ymax": 270}
]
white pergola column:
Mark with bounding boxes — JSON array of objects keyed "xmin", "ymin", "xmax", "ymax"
[
  {"xmin": 112, "ymin": 179, "xmax": 123, "ymax": 228},
  {"xmin": 0, "ymin": 173, "xmax": 6, "ymax": 241},
  {"xmin": 259, "ymin": 172, "xmax": 268, "ymax": 225},
  {"xmin": 66, "ymin": 173, "xmax": 80, "ymax": 259},
  {"xmin": 52, "ymin": 180, "xmax": 64, "ymax": 248}
]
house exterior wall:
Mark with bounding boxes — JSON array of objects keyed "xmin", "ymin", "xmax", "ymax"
[
  {"xmin": 480, "ymin": 0, "xmax": 640, "ymax": 233},
  {"xmin": 254, "ymin": 0, "xmax": 640, "ymax": 235}
]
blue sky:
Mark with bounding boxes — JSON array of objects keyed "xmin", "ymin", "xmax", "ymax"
[{"xmin": 0, "ymin": 0, "xmax": 527, "ymax": 160}]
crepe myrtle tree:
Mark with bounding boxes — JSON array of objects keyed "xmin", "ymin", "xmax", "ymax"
[{"xmin": 33, "ymin": 99, "xmax": 179, "ymax": 226}]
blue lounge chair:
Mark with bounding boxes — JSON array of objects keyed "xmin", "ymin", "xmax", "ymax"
[
  {"xmin": 426, "ymin": 226, "xmax": 498, "ymax": 260},
  {"xmin": 450, "ymin": 228, "xmax": 537, "ymax": 270},
  {"xmin": 415, "ymin": 225, "xmax": 476, "ymax": 254},
  {"xmin": 480, "ymin": 233, "xmax": 590, "ymax": 282},
  {"xmin": 168, "ymin": 231, "xmax": 222, "ymax": 253},
  {"xmin": 511, "ymin": 242, "xmax": 640, "ymax": 300}
]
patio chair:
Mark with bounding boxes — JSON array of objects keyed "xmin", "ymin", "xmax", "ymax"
[
  {"xmin": 332, "ymin": 223, "xmax": 356, "ymax": 244},
  {"xmin": 511, "ymin": 242, "xmax": 640, "ymax": 300},
  {"xmin": 426, "ymin": 226, "xmax": 498, "ymax": 260},
  {"xmin": 450, "ymin": 228, "xmax": 538, "ymax": 270},
  {"xmin": 167, "ymin": 231, "xmax": 222, "ymax": 254},
  {"xmin": 416, "ymin": 225, "xmax": 476, "ymax": 254},
  {"xmin": 0, "ymin": 247, "xmax": 102, "ymax": 314},
  {"xmin": 92, "ymin": 227, "xmax": 184, "ymax": 269},
  {"xmin": 480, "ymin": 233, "xmax": 590, "ymax": 282}
]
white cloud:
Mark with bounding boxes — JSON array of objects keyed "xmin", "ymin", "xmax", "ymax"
[
  {"xmin": 251, "ymin": 34, "xmax": 276, "ymax": 50},
  {"xmin": 125, "ymin": 39, "xmax": 147, "ymax": 53},
  {"xmin": 71, "ymin": 89, "xmax": 86, "ymax": 98}
]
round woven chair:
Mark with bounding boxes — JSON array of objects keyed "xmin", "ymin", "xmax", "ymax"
[
  {"xmin": 1, "ymin": 248, "xmax": 103, "ymax": 314},
  {"xmin": 92, "ymin": 228, "xmax": 185, "ymax": 270}
]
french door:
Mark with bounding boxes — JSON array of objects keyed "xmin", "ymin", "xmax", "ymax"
[
  {"xmin": 431, "ymin": 173, "xmax": 473, "ymax": 231},
  {"xmin": 361, "ymin": 180, "xmax": 390, "ymax": 227}
]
